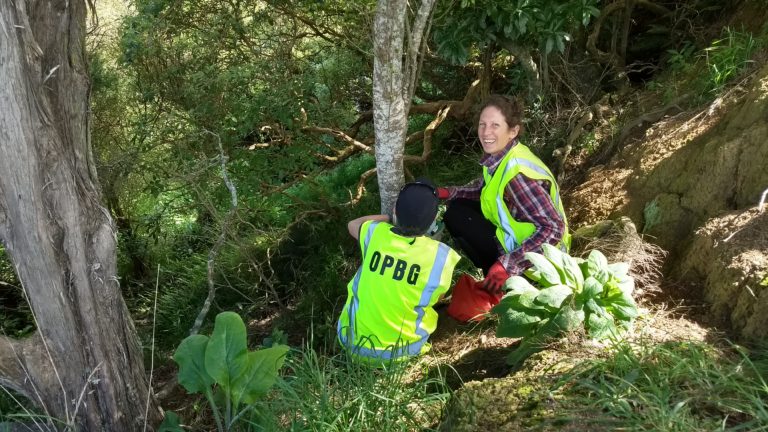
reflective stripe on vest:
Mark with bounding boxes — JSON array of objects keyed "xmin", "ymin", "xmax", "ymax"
[
  {"xmin": 337, "ymin": 223, "xmax": 458, "ymax": 362},
  {"xmin": 480, "ymin": 143, "xmax": 570, "ymax": 253},
  {"xmin": 339, "ymin": 221, "xmax": 380, "ymax": 346}
]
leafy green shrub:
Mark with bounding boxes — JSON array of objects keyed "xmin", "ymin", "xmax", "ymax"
[
  {"xmin": 492, "ymin": 245, "xmax": 638, "ymax": 365},
  {"xmin": 168, "ymin": 312, "xmax": 289, "ymax": 432}
]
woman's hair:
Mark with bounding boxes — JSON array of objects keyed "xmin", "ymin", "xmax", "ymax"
[{"xmin": 477, "ymin": 94, "xmax": 525, "ymax": 134}]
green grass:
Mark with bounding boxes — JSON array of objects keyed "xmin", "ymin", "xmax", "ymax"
[
  {"xmin": 254, "ymin": 344, "xmax": 451, "ymax": 431},
  {"xmin": 552, "ymin": 340, "xmax": 768, "ymax": 431},
  {"xmin": 651, "ymin": 26, "xmax": 763, "ymax": 105},
  {"xmin": 704, "ymin": 28, "xmax": 759, "ymax": 92}
]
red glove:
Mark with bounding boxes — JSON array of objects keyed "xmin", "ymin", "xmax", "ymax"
[
  {"xmin": 436, "ymin": 187, "xmax": 450, "ymax": 200},
  {"xmin": 482, "ymin": 261, "xmax": 509, "ymax": 295}
]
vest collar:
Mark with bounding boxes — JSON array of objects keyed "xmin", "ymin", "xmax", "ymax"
[{"xmin": 480, "ymin": 138, "xmax": 518, "ymax": 174}]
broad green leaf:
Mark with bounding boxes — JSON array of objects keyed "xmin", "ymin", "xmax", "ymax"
[
  {"xmin": 541, "ymin": 243, "xmax": 568, "ymax": 281},
  {"xmin": 535, "ymin": 285, "xmax": 572, "ymax": 310},
  {"xmin": 233, "ymin": 345, "xmax": 290, "ymax": 405},
  {"xmin": 562, "ymin": 254, "xmax": 584, "ymax": 291},
  {"xmin": 205, "ymin": 312, "xmax": 249, "ymax": 394},
  {"xmin": 174, "ymin": 335, "xmax": 214, "ymax": 394},
  {"xmin": 495, "ymin": 308, "xmax": 543, "ymax": 338},
  {"xmin": 616, "ymin": 274, "xmax": 635, "ymax": 295},
  {"xmin": 578, "ymin": 261, "xmax": 590, "ymax": 278},
  {"xmin": 587, "ymin": 250, "xmax": 608, "ymax": 276},
  {"xmin": 504, "ymin": 276, "xmax": 539, "ymax": 295},
  {"xmin": 507, "ymin": 302, "xmax": 582, "ymax": 366},
  {"xmin": 604, "ymin": 291, "xmax": 639, "ymax": 320},
  {"xmin": 516, "ymin": 291, "xmax": 549, "ymax": 311},
  {"xmin": 506, "ymin": 330, "xmax": 548, "ymax": 366},
  {"xmin": 584, "ymin": 298, "xmax": 608, "ymax": 317},
  {"xmin": 523, "ymin": 267, "xmax": 544, "ymax": 284},
  {"xmin": 587, "ymin": 312, "xmax": 616, "ymax": 340},
  {"xmin": 581, "ymin": 277, "xmax": 602, "ymax": 300},
  {"xmin": 524, "ymin": 252, "xmax": 563, "ymax": 286},
  {"xmin": 608, "ymin": 262, "xmax": 630, "ymax": 278},
  {"xmin": 551, "ymin": 300, "xmax": 585, "ymax": 332},
  {"xmin": 592, "ymin": 268, "xmax": 610, "ymax": 285}
]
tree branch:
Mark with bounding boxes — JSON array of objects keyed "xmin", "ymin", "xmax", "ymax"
[
  {"xmin": 345, "ymin": 168, "xmax": 378, "ymax": 206},
  {"xmin": 0, "ymin": 333, "xmax": 55, "ymax": 406},
  {"xmin": 189, "ymin": 131, "xmax": 239, "ymax": 336},
  {"xmin": 404, "ymin": 0, "xmax": 437, "ymax": 105},
  {"xmin": 0, "ymin": 335, "xmax": 28, "ymax": 396},
  {"xmin": 587, "ymin": 1, "xmax": 627, "ymax": 67},
  {"xmin": 404, "ymin": 105, "xmax": 450, "ymax": 163},
  {"xmin": 302, "ymin": 126, "xmax": 373, "ymax": 154}
]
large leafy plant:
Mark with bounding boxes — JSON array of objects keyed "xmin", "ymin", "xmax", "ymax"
[
  {"xmin": 166, "ymin": 312, "xmax": 289, "ymax": 431},
  {"xmin": 492, "ymin": 244, "xmax": 638, "ymax": 365}
]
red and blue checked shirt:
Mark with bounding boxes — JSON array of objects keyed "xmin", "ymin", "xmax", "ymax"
[{"xmin": 445, "ymin": 140, "xmax": 565, "ymax": 276}]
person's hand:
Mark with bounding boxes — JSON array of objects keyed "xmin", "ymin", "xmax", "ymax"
[
  {"xmin": 482, "ymin": 261, "xmax": 509, "ymax": 295},
  {"xmin": 436, "ymin": 187, "xmax": 450, "ymax": 200}
]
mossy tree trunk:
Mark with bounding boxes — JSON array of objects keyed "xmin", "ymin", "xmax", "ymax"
[{"xmin": 0, "ymin": 0, "xmax": 159, "ymax": 429}]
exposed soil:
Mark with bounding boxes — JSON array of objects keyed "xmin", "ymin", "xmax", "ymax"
[{"xmin": 565, "ymin": 63, "xmax": 768, "ymax": 342}]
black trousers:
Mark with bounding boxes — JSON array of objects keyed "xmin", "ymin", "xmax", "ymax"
[{"xmin": 443, "ymin": 198, "xmax": 500, "ymax": 276}]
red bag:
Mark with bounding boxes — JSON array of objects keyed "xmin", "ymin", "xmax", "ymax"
[{"xmin": 446, "ymin": 274, "xmax": 503, "ymax": 323}]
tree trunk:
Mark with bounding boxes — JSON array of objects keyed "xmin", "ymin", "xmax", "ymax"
[
  {"xmin": 0, "ymin": 0, "xmax": 160, "ymax": 430},
  {"xmin": 372, "ymin": 0, "xmax": 408, "ymax": 214},
  {"xmin": 372, "ymin": 0, "xmax": 436, "ymax": 214}
]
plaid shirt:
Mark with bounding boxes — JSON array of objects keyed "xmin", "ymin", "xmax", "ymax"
[{"xmin": 446, "ymin": 140, "xmax": 565, "ymax": 276}]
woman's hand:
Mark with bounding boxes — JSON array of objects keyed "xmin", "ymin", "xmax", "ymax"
[{"xmin": 481, "ymin": 261, "xmax": 509, "ymax": 295}]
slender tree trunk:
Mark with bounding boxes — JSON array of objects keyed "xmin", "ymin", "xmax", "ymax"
[
  {"xmin": 372, "ymin": 0, "xmax": 436, "ymax": 214},
  {"xmin": 0, "ymin": 0, "xmax": 160, "ymax": 429}
]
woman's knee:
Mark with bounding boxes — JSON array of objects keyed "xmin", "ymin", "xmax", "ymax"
[{"xmin": 444, "ymin": 199, "xmax": 478, "ymax": 230}]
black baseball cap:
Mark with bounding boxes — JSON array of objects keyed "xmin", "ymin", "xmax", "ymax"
[{"xmin": 394, "ymin": 178, "xmax": 439, "ymax": 236}]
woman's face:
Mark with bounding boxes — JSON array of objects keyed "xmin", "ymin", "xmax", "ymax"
[{"xmin": 477, "ymin": 106, "xmax": 520, "ymax": 156}]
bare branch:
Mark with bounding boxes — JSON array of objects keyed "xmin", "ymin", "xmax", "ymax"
[
  {"xmin": 302, "ymin": 125, "xmax": 373, "ymax": 154},
  {"xmin": 190, "ymin": 131, "xmax": 239, "ymax": 336},
  {"xmin": 404, "ymin": 105, "xmax": 450, "ymax": 163},
  {"xmin": 248, "ymin": 252, "xmax": 285, "ymax": 310},
  {"xmin": 345, "ymin": 168, "xmax": 378, "ymax": 206}
]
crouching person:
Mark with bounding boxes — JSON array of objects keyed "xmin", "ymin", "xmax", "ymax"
[{"xmin": 337, "ymin": 180, "xmax": 460, "ymax": 364}]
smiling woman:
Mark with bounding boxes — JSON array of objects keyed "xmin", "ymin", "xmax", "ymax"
[
  {"xmin": 436, "ymin": 95, "xmax": 571, "ymax": 319},
  {"xmin": 477, "ymin": 99, "xmax": 523, "ymax": 156}
]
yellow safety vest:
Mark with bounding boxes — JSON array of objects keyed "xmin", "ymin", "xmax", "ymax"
[
  {"xmin": 479, "ymin": 142, "xmax": 571, "ymax": 253},
  {"xmin": 337, "ymin": 220, "xmax": 460, "ymax": 363}
]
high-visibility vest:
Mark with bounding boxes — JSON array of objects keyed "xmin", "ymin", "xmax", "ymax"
[
  {"xmin": 479, "ymin": 142, "xmax": 571, "ymax": 253},
  {"xmin": 337, "ymin": 220, "xmax": 460, "ymax": 363}
]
